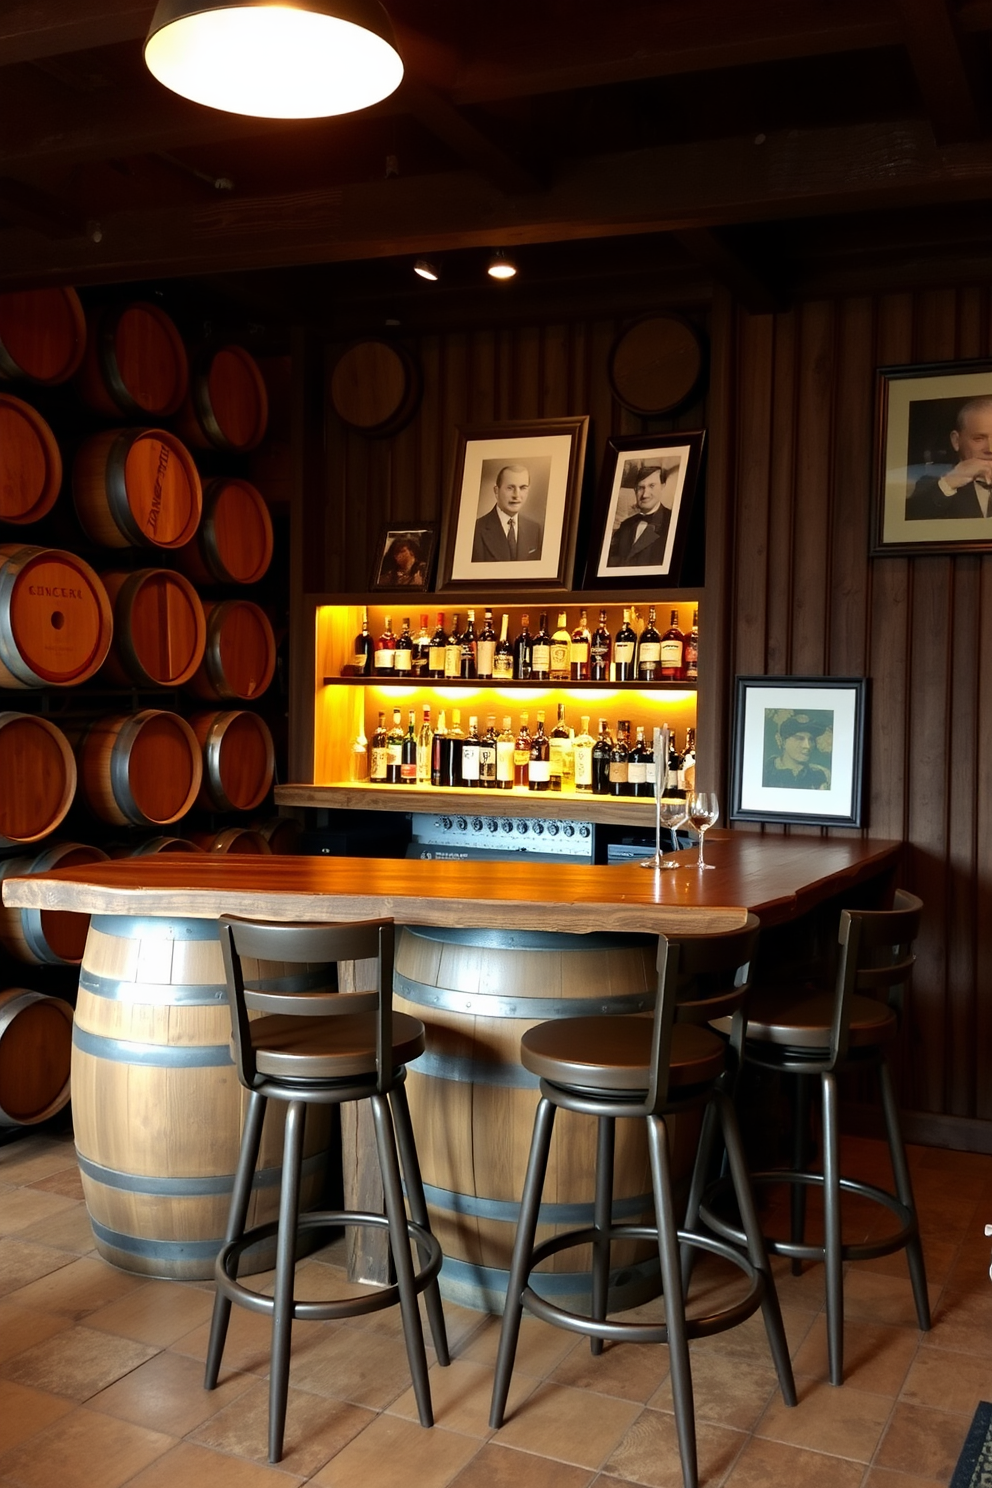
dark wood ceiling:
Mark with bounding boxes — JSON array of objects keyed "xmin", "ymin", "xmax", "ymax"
[{"xmin": 2, "ymin": 0, "xmax": 992, "ymax": 327}]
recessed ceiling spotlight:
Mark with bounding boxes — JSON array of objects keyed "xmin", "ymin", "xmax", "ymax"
[
  {"xmin": 487, "ymin": 250, "xmax": 517, "ymax": 281},
  {"xmin": 414, "ymin": 258, "xmax": 439, "ymax": 281}
]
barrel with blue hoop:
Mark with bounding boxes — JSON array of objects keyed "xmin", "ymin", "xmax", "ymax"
[
  {"xmin": 393, "ymin": 924, "xmax": 701, "ymax": 1314},
  {"xmin": 70, "ymin": 913, "xmax": 331, "ymax": 1279}
]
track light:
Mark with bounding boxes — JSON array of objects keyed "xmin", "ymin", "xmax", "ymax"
[
  {"xmin": 414, "ymin": 258, "xmax": 439, "ymax": 282},
  {"xmin": 144, "ymin": 0, "xmax": 404, "ymax": 119},
  {"xmin": 487, "ymin": 250, "xmax": 518, "ymax": 281}
]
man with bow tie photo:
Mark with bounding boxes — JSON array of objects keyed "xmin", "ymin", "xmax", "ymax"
[
  {"xmin": 472, "ymin": 463, "xmax": 544, "ymax": 561},
  {"xmin": 607, "ymin": 461, "xmax": 674, "ymax": 566},
  {"xmin": 906, "ymin": 396, "xmax": 992, "ymax": 519}
]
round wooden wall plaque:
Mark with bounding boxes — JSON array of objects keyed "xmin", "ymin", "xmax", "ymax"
[
  {"xmin": 608, "ymin": 313, "xmax": 706, "ymax": 416},
  {"xmin": 330, "ymin": 339, "xmax": 423, "ymax": 437}
]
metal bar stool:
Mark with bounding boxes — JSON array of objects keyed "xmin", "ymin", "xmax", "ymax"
[
  {"xmin": 489, "ymin": 917, "xmax": 796, "ymax": 1488},
  {"xmin": 697, "ymin": 889, "xmax": 930, "ymax": 1386},
  {"xmin": 204, "ymin": 915, "xmax": 449, "ymax": 1463}
]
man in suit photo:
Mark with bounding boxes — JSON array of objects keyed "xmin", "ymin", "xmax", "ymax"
[
  {"xmin": 608, "ymin": 461, "xmax": 673, "ymax": 567},
  {"xmin": 472, "ymin": 463, "xmax": 543, "ymax": 561},
  {"xmin": 906, "ymin": 395, "xmax": 992, "ymax": 519}
]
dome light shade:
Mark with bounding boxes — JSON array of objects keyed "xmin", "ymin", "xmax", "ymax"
[
  {"xmin": 487, "ymin": 250, "xmax": 517, "ymax": 281},
  {"xmin": 144, "ymin": 0, "xmax": 404, "ymax": 119}
]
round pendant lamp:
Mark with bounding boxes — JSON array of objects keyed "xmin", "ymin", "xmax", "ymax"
[{"xmin": 144, "ymin": 0, "xmax": 404, "ymax": 119}]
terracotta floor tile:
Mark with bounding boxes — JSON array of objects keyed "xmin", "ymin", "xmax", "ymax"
[
  {"xmin": 0, "ymin": 1323, "xmax": 157, "ymax": 1400},
  {"xmin": 0, "ymin": 1239, "xmax": 74, "ymax": 1297},
  {"xmin": 0, "ymin": 1188, "xmax": 78, "ymax": 1237},
  {"xmin": 459, "ymin": 1314, "xmax": 579, "ymax": 1378},
  {"xmin": 899, "ymin": 1344, "xmax": 992, "ymax": 1414},
  {"xmin": 489, "ymin": 1380, "xmax": 642, "ymax": 1469},
  {"xmin": 14, "ymin": 1205, "xmax": 97, "ymax": 1256},
  {"xmin": 862, "ymin": 1470, "xmax": 951, "ymax": 1488},
  {"xmin": 447, "ymin": 1440, "xmax": 595, "ymax": 1488},
  {"xmin": 27, "ymin": 1167, "xmax": 85, "ymax": 1201},
  {"xmin": 87, "ymin": 1348, "xmax": 255, "ymax": 1435},
  {"xmin": 838, "ymin": 1267, "xmax": 935, "ymax": 1330},
  {"xmin": 117, "ymin": 1439, "xmax": 303, "ymax": 1488},
  {"xmin": 0, "ymin": 1379, "xmax": 75, "ymax": 1453},
  {"xmin": 754, "ymin": 1378, "xmax": 893, "ymax": 1461},
  {"xmin": 86, "ymin": 1276, "xmax": 215, "ymax": 1344},
  {"xmin": 310, "ymin": 1412, "xmax": 481, "ymax": 1488},
  {"xmin": 648, "ymin": 1350, "xmax": 780, "ymax": 1432},
  {"xmin": 287, "ymin": 1322, "xmax": 429, "ymax": 1410},
  {"xmin": 550, "ymin": 1335, "xmax": 672, "ymax": 1403},
  {"xmin": 0, "ymin": 1405, "xmax": 175, "ymax": 1488},
  {"xmin": 874, "ymin": 1402, "xmax": 974, "ymax": 1480},
  {"xmin": 170, "ymin": 1302, "xmax": 325, "ymax": 1376},
  {"xmin": 722, "ymin": 1434, "xmax": 867, "ymax": 1488},
  {"xmin": 918, "ymin": 1288, "xmax": 992, "ymax": 1356},
  {"xmin": 0, "ymin": 1302, "xmax": 70, "ymax": 1364},
  {"xmin": 191, "ymin": 1377, "xmax": 373, "ymax": 1476},
  {"xmin": 603, "ymin": 1405, "xmax": 746, "ymax": 1487},
  {"xmin": 390, "ymin": 1356, "xmax": 534, "ymax": 1437},
  {"xmin": 0, "ymin": 1142, "xmax": 77, "ymax": 1187},
  {"xmin": 791, "ymin": 1316, "xmax": 918, "ymax": 1395},
  {"xmin": 4, "ymin": 1255, "xmax": 148, "ymax": 1320}
]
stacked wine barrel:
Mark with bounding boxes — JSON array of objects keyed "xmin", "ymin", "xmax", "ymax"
[{"xmin": 0, "ymin": 285, "xmax": 298, "ymax": 1128}]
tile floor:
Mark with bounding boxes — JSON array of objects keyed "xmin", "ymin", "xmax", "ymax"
[{"xmin": 0, "ymin": 1124, "xmax": 990, "ymax": 1488}]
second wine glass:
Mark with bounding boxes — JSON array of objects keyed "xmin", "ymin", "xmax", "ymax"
[{"xmin": 687, "ymin": 791, "xmax": 719, "ymax": 869}]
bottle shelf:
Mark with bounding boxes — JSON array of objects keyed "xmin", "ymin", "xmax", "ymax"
[
  {"xmin": 276, "ymin": 780, "xmax": 667, "ymax": 827},
  {"xmin": 324, "ymin": 675, "xmax": 697, "ymax": 690}
]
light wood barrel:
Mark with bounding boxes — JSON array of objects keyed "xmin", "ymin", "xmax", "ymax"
[
  {"xmin": 187, "ymin": 599, "xmax": 276, "ymax": 702},
  {"xmin": 0, "ymin": 286, "xmax": 87, "ymax": 386},
  {"xmin": 100, "ymin": 568, "xmax": 206, "ymax": 689},
  {"xmin": 176, "ymin": 477, "xmax": 273, "ymax": 586},
  {"xmin": 73, "ymin": 427, "xmax": 202, "ymax": 550},
  {"xmin": 393, "ymin": 925, "xmax": 689, "ymax": 1314},
  {"xmin": 0, "ymin": 989, "xmax": 74, "ymax": 1128},
  {"xmin": 0, "ymin": 711, "xmax": 76, "ymax": 846},
  {"xmin": 0, "ymin": 545, "xmax": 113, "ymax": 688},
  {"xmin": 70, "ymin": 914, "xmax": 331, "ymax": 1277},
  {"xmin": 178, "ymin": 344, "xmax": 268, "ymax": 452},
  {"xmin": 0, "ymin": 394, "xmax": 62, "ymax": 525},
  {"xmin": 0, "ymin": 842, "xmax": 109, "ymax": 965},
  {"xmin": 76, "ymin": 709, "xmax": 203, "ymax": 827},
  {"xmin": 75, "ymin": 301, "xmax": 188, "ymax": 419},
  {"xmin": 190, "ymin": 828, "xmax": 273, "ymax": 855},
  {"xmin": 191, "ymin": 709, "xmax": 275, "ymax": 813}
]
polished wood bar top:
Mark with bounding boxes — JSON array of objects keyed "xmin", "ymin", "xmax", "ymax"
[{"xmin": 0, "ymin": 833, "xmax": 902, "ymax": 937}]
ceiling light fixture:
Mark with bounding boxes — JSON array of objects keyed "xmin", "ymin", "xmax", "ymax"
[
  {"xmin": 144, "ymin": 0, "xmax": 404, "ymax": 119},
  {"xmin": 413, "ymin": 258, "xmax": 439, "ymax": 281},
  {"xmin": 487, "ymin": 250, "xmax": 517, "ymax": 281}
]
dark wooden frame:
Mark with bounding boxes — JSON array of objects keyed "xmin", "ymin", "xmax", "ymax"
[
  {"xmin": 437, "ymin": 416, "xmax": 588, "ymax": 592},
  {"xmin": 873, "ymin": 358, "xmax": 992, "ymax": 555},
  {"xmin": 729, "ymin": 675, "xmax": 868, "ymax": 828},
  {"xmin": 583, "ymin": 431, "xmax": 705, "ymax": 589},
  {"xmin": 369, "ymin": 524, "xmax": 437, "ymax": 592}
]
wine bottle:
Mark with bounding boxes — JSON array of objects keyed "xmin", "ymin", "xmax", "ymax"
[
  {"xmin": 352, "ymin": 605, "xmax": 372, "ymax": 676},
  {"xmin": 513, "ymin": 713, "xmax": 531, "ymax": 788},
  {"xmin": 386, "ymin": 706, "xmax": 404, "ymax": 783},
  {"xmin": 459, "ymin": 609, "xmax": 478, "ymax": 680},
  {"xmin": 428, "ymin": 613, "xmax": 447, "ymax": 678},
  {"xmin": 479, "ymin": 716, "xmax": 498, "ymax": 788},
  {"xmin": 667, "ymin": 724, "xmax": 685, "ymax": 798},
  {"xmin": 496, "ymin": 716, "xmax": 515, "ymax": 789},
  {"xmin": 591, "ymin": 718, "xmax": 612, "ymax": 795},
  {"xmin": 394, "ymin": 616, "xmax": 413, "ymax": 675},
  {"xmin": 529, "ymin": 710, "xmax": 550, "ymax": 791},
  {"xmin": 610, "ymin": 718, "xmax": 630, "ymax": 796},
  {"xmin": 494, "ymin": 612, "xmax": 514, "ymax": 679},
  {"xmin": 375, "ymin": 614, "xmax": 396, "ymax": 675},
  {"xmin": 550, "ymin": 612, "xmax": 570, "ymax": 681},
  {"xmin": 613, "ymin": 608, "xmax": 636, "ymax": 681},
  {"xmin": 461, "ymin": 716, "xmax": 481, "ymax": 787},
  {"xmin": 573, "ymin": 715, "xmax": 594, "ymax": 792},
  {"xmin": 590, "ymin": 608, "xmax": 611, "ymax": 680},
  {"xmin": 513, "ymin": 612, "xmax": 533, "ymax": 680},
  {"xmin": 476, "ymin": 608, "xmax": 496, "ymax": 679},
  {"xmin": 684, "ymin": 608, "xmax": 699, "ymax": 681},
  {"xmin": 411, "ymin": 614, "xmax": 431, "ymax": 677},
  {"xmin": 660, "ymin": 609, "xmax": 685, "ymax": 680},
  {"xmin": 570, "ymin": 609, "xmax": 591, "ymax": 681},
  {"xmin": 444, "ymin": 614, "xmax": 462, "ymax": 679},
  {"xmin": 350, "ymin": 719, "xmax": 369, "ymax": 781},
  {"xmin": 636, "ymin": 606, "xmax": 661, "ymax": 681},
  {"xmin": 447, "ymin": 708, "xmax": 465, "ymax": 787},
  {"xmin": 627, "ymin": 725, "xmax": 650, "ymax": 797},
  {"xmin": 531, "ymin": 612, "xmax": 551, "ymax": 680},
  {"xmin": 400, "ymin": 709, "xmax": 417, "ymax": 783},
  {"xmin": 370, "ymin": 711, "xmax": 388, "ymax": 783},
  {"xmin": 681, "ymin": 726, "xmax": 697, "ymax": 793},
  {"xmin": 549, "ymin": 702, "xmax": 572, "ymax": 792},
  {"xmin": 416, "ymin": 704, "xmax": 433, "ymax": 784},
  {"xmin": 430, "ymin": 709, "xmax": 448, "ymax": 787}
]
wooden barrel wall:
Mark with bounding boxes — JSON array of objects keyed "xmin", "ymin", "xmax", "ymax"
[
  {"xmin": 76, "ymin": 709, "xmax": 203, "ymax": 828},
  {"xmin": 251, "ymin": 815, "xmax": 302, "ymax": 854},
  {"xmin": 0, "ymin": 711, "xmax": 77, "ymax": 846},
  {"xmin": 100, "ymin": 568, "xmax": 206, "ymax": 689},
  {"xmin": 0, "ymin": 842, "xmax": 109, "ymax": 965},
  {"xmin": 0, "ymin": 286, "xmax": 87, "ymax": 386},
  {"xmin": 0, "ymin": 989, "xmax": 74, "ymax": 1128},
  {"xmin": 126, "ymin": 836, "xmax": 206, "ymax": 856},
  {"xmin": 0, "ymin": 394, "xmax": 62, "ymax": 525},
  {"xmin": 0, "ymin": 546, "xmax": 113, "ymax": 688},
  {"xmin": 178, "ymin": 344, "xmax": 268, "ymax": 453},
  {"xmin": 75, "ymin": 301, "xmax": 188, "ymax": 419},
  {"xmin": 191, "ymin": 709, "xmax": 275, "ymax": 813},
  {"xmin": 177, "ymin": 477, "xmax": 273, "ymax": 586},
  {"xmin": 70, "ymin": 915, "xmax": 330, "ymax": 1278},
  {"xmin": 187, "ymin": 599, "xmax": 276, "ymax": 702},
  {"xmin": 73, "ymin": 427, "xmax": 202, "ymax": 550},
  {"xmin": 190, "ymin": 828, "xmax": 272, "ymax": 854}
]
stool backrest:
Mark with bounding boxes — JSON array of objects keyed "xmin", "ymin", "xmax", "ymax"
[
  {"xmin": 830, "ymin": 889, "xmax": 921, "ymax": 1065},
  {"xmin": 218, "ymin": 915, "xmax": 395, "ymax": 1092}
]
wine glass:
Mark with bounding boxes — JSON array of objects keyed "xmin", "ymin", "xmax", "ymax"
[
  {"xmin": 687, "ymin": 791, "xmax": 719, "ymax": 870},
  {"xmin": 640, "ymin": 798, "xmax": 690, "ymax": 869}
]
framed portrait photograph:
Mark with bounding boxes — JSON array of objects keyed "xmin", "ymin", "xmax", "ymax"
[
  {"xmin": 369, "ymin": 524, "xmax": 437, "ymax": 591},
  {"xmin": 437, "ymin": 416, "xmax": 589, "ymax": 591},
  {"xmin": 729, "ymin": 676, "xmax": 868, "ymax": 828},
  {"xmin": 873, "ymin": 359, "xmax": 992, "ymax": 555},
  {"xmin": 583, "ymin": 431, "xmax": 705, "ymax": 587}
]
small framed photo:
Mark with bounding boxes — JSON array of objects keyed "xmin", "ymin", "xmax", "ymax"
[
  {"xmin": 369, "ymin": 525, "xmax": 437, "ymax": 591},
  {"xmin": 873, "ymin": 359, "xmax": 992, "ymax": 555},
  {"xmin": 729, "ymin": 676, "xmax": 868, "ymax": 828},
  {"xmin": 437, "ymin": 416, "xmax": 589, "ymax": 591},
  {"xmin": 583, "ymin": 431, "xmax": 705, "ymax": 587}
]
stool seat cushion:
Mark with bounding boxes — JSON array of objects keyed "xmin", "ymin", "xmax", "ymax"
[
  {"xmin": 521, "ymin": 1014, "xmax": 727, "ymax": 1091},
  {"xmin": 723, "ymin": 988, "xmax": 897, "ymax": 1050},
  {"xmin": 249, "ymin": 1009, "xmax": 426, "ymax": 1080}
]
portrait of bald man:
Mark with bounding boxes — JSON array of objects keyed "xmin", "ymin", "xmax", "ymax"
[
  {"xmin": 472, "ymin": 463, "xmax": 544, "ymax": 562},
  {"xmin": 906, "ymin": 395, "xmax": 992, "ymax": 519}
]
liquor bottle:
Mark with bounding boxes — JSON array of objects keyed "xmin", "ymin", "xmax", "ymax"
[
  {"xmin": 375, "ymin": 614, "xmax": 396, "ymax": 675},
  {"xmin": 461, "ymin": 716, "xmax": 481, "ymax": 787},
  {"xmin": 479, "ymin": 716, "xmax": 498, "ymax": 788},
  {"xmin": 430, "ymin": 709, "xmax": 448, "ymax": 787},
  {"xmin": 513, "ymin": 612, "xmax": 533, "ymax": 680},
  {"xmin": 590, "ymin": 608, "xmax": 612, "ymax": 681},
  {"xmin": 660, "ymin": 608, "xmax": 685, "ymax": 680},
  {"xmin": 681, "ymin": 726, "xmax": 697, "ymax": 792},
  {"xmin": 386, "ymin": 706, "xmax": 405, "ymax": 784},
  {"xmin": 444, "ymin": 614, "xmax": 462, "ymax": 679},
  {"xmin": 476, "ymin": 608, "xmax": 496, "ymax": 678},
  {"xmin": 447, "ymin": 708, "xmax": 465, "ymax": 786},
  {"xmin": 493, "ymin": 612, "xmax": 514, "ymax": 679},
  {"xmin": 529, "ymin": 710, "xmax": 550, "ymax": 791},
  {"xmin": 613, "ymin": 609, "xmax": 636, "ymax": 681},
  {"xmin": 496, "ymin": 716, "xmax": 515, "ymax": 789},
  {"xmin": 350, "ymin": 720, "xmax": 369, "ymax": 781},
  {"xmin": 459, "ymin": 608, "xmax": 478, "ymax": 680},
  {"xmin": 573, "ymin": 715, "xmax": 594, "ymax": 792},
  {"xmin": 666, "ymin": 723, "xmax": 685, "ymax": 798},
  {"xmin": 428, "ymin": 613, "xmax": 447, "ymax": 678},
  {"xmin": 513, "ymin": 713, "xmax": 531, "ymax": 788},
  {"xmin": 549, "ymin": 702, "xmax": 572, "ymax": 792},
  {"xmin": 684, "ymin": 608, "xmax": 699, "ymax": 682},
  {"xmin": 411, "ymin": 614, "xmax": 431, "ymax": 677},
  {"xmin": 627, "ymin": 725, "xmax": 650, "ymax": 797},
  {"xmin": 570, "ymin": 609, "xmax": 591, "ymax": 681},
  {"xmin": 644, "ymin": 727, "xmax": 657, "ymax": 796},
  {"xmin": 416, "ymin": 704, "xmax": 433, "ymax": 784},
  {"xmin": 352, "ymin": 606, "xmax": 372, "ymax": 676},
  {"xmin": 531, "ymin": 612, "xmax": 551, "ymax": 680},
  {"xmin": 370, "ymin": 710, "xmax": 388, "ymax": 783},
  {"xmin": 610, "ymin": 719, "xmax": 630, "ymax": 796},
  {"xmin": 636, "ymin": 606, "xmax": 662, "ymax": 682},
  {"xmin": 550, "ymin": 612, "xmax": 570, "ymax": 681},
  {"xmin": 591, "ymin": 718, "xmax": 613, "ymax": 795},
  {"xmin": 400, "ymin": 709, "xmax": 418, "ymax": 783},
  {"xmin": 394, "ymin": 616, "xmax": 413, "ymax": 675}
]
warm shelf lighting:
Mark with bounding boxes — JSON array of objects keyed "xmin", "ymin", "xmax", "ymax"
[
  {"xmin": 413, "ymin": 258, "xmax": 439, "ymax": 281},
  {"xmin": 487, "ymin": 250, "xmax": 518, "ymax": 281},
  {"xmin": 144, "ymin": 0, "xmax": 404, "ymax": 119}
]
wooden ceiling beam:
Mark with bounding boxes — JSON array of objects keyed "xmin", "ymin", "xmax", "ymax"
[
  {"xmin": 671, "ymin": 228, "xmax": 785, "ymax": 314},
  {"xmin": 400, "ymin": 81, "xmax": 543, "ymax": 194},
  {"xmin": 0, "ymin": 2, "xmax": 151, "ymax": 66},
  {"xmin": 0, "ymin": 176, "xmax": 88, "ymax": 237},
  {"xmin": 893, "ymin": 0, "xmax": 985, "ymax": 142}
]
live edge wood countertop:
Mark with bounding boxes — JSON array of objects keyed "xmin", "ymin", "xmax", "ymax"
[{"xmin": 0, "ymin": 834, "xmax": 903, "ymax": 938}]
